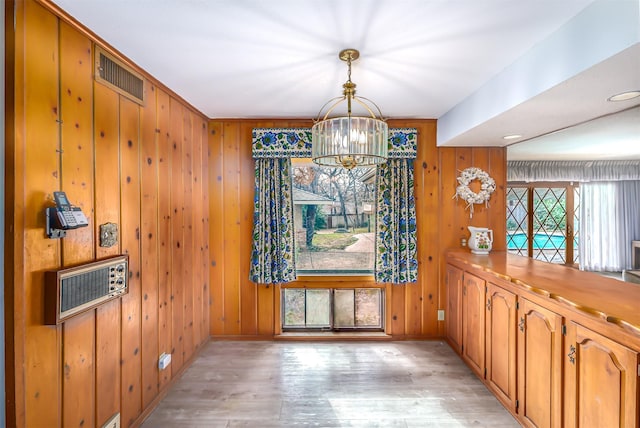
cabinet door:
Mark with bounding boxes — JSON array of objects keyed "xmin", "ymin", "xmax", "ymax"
[
  {"xmin": 564, "ymin": 322, "xmax": 639, "ymax": 428},
  {"xmin": 518, "ymin": 299, "xmax": 563, "ymax": 428},
  {"xmin": 486, "ymin": 283, "xmax": 517, "ymax": 412},
  {"xmin": 462, "ymin": 272, "xmax": 485, "ymax": 377},
  {"xmin": 446, "ymin": 264, "xmax": 463, "ymax": 354}
]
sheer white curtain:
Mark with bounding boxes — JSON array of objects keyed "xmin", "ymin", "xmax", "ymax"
[{"xmin": 579, "ymin": 181, "xmax": 640, "ymax": 271}]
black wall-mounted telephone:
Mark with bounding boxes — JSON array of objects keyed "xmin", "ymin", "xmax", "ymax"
[
  {"xmin": 46, "ymin": 191, "xmax": 89, "ymax": 239},
  {"xmin": 53, "ymin": 191, "xmax": 89, "ymax": 229}
]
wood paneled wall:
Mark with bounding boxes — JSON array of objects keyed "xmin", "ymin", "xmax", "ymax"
[
  {"xmin": 5, "ymin": 1, "xmax": 210, "ymax": 427},
  {"xmin": 208, "ymin": 119, "xmax": 506, "ymax": 338}
]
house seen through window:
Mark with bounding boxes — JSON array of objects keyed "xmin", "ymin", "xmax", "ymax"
[{"xmin": 292, "ymin": 160, "xmax": 376, "ymax": 274}]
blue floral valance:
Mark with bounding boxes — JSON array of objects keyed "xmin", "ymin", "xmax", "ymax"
[{"xmin": 252, "ymin": 128, "xmax": 418, "ymax": 159}]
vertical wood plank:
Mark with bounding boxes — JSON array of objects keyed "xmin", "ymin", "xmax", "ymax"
[
  {"xmin": 390, "ymin": 286, "xmax": 406, "ymax": 336},
  {"xmin": 182, "ymin": 109, "xmax": 195, "ymax": 361},
  {"xmin": 93, "ymin": 87, "xmax": 122, "ymax": 260},
  {"xmin": 200, "ymin": 120, "xmax": 211, "ymax": 343},
  {"xmin": 93, "ymin": 82, "xmax": 122, "ymax": 427},
  {"xmin": 140, "ymin": 82, "xmax": 160, "ymax": 408},
  {"xmin": 239, "ymin": 122, "xmax": 257, "ymax": 335},
  {"xmin": 489, "ymin": 148, "xmax": 507, "ymax": 251},
  {"xmin": 191, "ymin": 118, "xmax": 204, "ymax": 347},
  {"xmin": 469, "ymin": 148, "xmax": 490, "ymax": 228},
  {"xmin": 61, "ymin": 312, "xmax": 96, "ymax": 428},
  {"xmin": 222, "ymin": 122, "xmax": 241, "ymax": 335},
  {"xmin": 59, "ymin": 20, "xmax": 96, "ymax": 428},
  {"xmin": 438, "ymin": 147, "xmax": 458, "ymax": 340},
  {"xmin": 454, "ymin": 147, "xmax": 473, "ymax": 242},
  {"xmin": 414, "ymin": 121, "xmax": 440, "ymax": 336},
  {"xmin": 439, "ymin": 148, "xmax": 458, "ymax": 252},
  {"xmin": 119, "ymin": 97, "xmax": 142, "ymax": 428},
  {"xmin": 208, "ymin": 121, "xmax": 225, "ymax": 335},
  {"xmin": 59, "ymin": 20, "xmax": 94, "ymax": 262},
  {"xmin": 257, "ymin": 286, "xmax": 275, "ymax": 336},
  {"xmin": 156, "ymin": 89, "xmax": 173, "ymax": 389},
  {"xmin": 170, "ymin": 98, "xmax": 185, "ymax": 372},
  {"xmin": 22, "ymin": 3, "xmax": 62, "ymax": 426}
]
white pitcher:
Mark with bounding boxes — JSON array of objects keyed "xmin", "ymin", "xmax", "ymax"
[{"xmin": 468, "ymin": 226, "xmax": 493, "ymax": 255}]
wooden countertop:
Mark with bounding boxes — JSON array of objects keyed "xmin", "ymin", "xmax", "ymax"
[{"xmin": 447, "ymin": 250, "xmax": 640, "ymax": 338}]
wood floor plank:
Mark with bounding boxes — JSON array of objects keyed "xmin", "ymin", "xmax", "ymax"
[{"xmin": 141, "ymin": 341, "xmax": 519, "ymax": 427}]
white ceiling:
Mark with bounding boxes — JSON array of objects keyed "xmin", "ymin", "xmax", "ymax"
[
  {"xmin": 52, "ymin": 0, "xmax": 640, "ymax": 158},
  {"xmin": 508, "ymin": 106, "xmax": 640, "ymax": 160}
]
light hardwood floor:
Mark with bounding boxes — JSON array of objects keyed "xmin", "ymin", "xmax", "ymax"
[{"xmin": 141, "ymin": 341, "xmax": 519, "ymax": 427}]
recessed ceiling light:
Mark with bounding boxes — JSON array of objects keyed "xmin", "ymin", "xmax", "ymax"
[
  {"xmin": 607, "ymin": 91, "xmax": 640, "ymax": 102},
  {"xmin": 503, "ymin": 134, "xmax": 522, "ymax": 140}
]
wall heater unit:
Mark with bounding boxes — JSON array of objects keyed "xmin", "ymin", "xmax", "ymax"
[{"xmin": 45, "ymin": 255, "xmax": 128, "ymax": 324}]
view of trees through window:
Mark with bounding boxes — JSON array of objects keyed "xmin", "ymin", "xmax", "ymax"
[{"xmin": 292, "ymin": 161, "xmax": 375, "ymax": 273}]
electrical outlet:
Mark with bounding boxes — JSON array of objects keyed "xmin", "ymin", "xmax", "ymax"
[
  {"xmin": 159, "ymin": 352, "xmax": 172, "ymax": 370},
  {"xmin": 437, "ymin": 309, "xmax": 445, "ymax": 321},
  {"xmin": 102, "ymin": 413, "xmax": 120, "ymax": 428}
]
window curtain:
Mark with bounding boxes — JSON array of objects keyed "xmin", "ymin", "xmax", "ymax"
[
  {"xmin": 579, "ymin": 181, "xmax": 640, "ymax": 271},
  {"xmin": 249, "ymin": 129, "xmax": 311, "ymax": 284},
  {"xmin": 250, "ymin": 128, "xmax": 418, "ymax": 284},
  {"xmin": 375, "ymin": 158, "xmax": 418, "ymax": 283},
  {"xmin": 249, "ymin": 158, "xmax": 297, "ymax": 284},
  {"xmin": 508, "ymin": 160, "xmax": 640, "ymax": 182},
  {"xmin": 374, "ymin": 133, "xmax": 418, "ymax": 284}
]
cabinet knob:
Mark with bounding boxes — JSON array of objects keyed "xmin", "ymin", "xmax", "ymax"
[
  {"xmin": 486, "ymin": 299, "xmax": 491, "ymax": 311},
  {"xmin": 518, "ymin": 317, "xmax": 525, "ymax": 332}
]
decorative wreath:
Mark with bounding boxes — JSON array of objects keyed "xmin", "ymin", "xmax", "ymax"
[{"xmin": 453, "ymin": 167, "xmax": 496, "ymax": 218}]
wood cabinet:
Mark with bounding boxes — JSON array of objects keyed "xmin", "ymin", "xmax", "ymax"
[
  {"xmin": 486, "ymin": 283, "xmax": 517, "ymax": 413},
  {"xmin": 462, "ymin": 272, "xmax": 486, "ymax": 377},
  {"xmin": 518, "ymin": 298, "xmax": 563, "ymax": 428},
  {"xmin": 564, "ymin": 322, "xmax": 639, "ymax": 428},
  {"xmin": 445, "ymin": 253, "xmax": 640, "ymax": 428},
  {"xmin": 446, "ymin": 264, "xmax": 463, "ymax": 353}
]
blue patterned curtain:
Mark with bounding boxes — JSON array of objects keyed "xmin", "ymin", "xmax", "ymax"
[
  {"xmin": 375, "ymin": 158, "xmax": 418, "ymax": 283},
  {"xmin": 249, "ymin": 158, "xmax": 297, "ymax": 284}
]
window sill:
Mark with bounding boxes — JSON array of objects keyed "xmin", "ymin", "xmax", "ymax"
[{"xmin": 275, "ymin": 331, "xmax": 391, "ymax": 341}]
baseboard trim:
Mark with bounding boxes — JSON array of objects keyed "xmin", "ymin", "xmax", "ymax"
[{"xmin": 210, "ymin": 334, "xmax": 445, "ymax": 341}]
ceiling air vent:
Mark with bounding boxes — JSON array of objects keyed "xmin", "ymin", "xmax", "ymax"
[{"xmin": 95, "ymin": 46, "xmax": 144, "ymax": 105}]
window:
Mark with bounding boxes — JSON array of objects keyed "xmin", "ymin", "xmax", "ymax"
[
  {"xmin": 282, "ymin": 288, "xmax": 384, "ymax": 331},
  {"xmin": 506, "ymin": 183, "xmax": 579, "ymax": 265},
  {"xmin": 292, "ymin": 161, "xmax": 376, "ymax": 274}
]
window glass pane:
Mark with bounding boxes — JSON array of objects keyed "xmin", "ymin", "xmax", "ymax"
[
  {"xmin": 283, "ymin": 289, "xmax": 305, "ymax": 327},
  {"xmin": 355, "ymin": 289, "xmax": 381, "ymax": 327},
  {"xmin": 305, "ymin": 289, "xmax": 331, "ymax": 327},
  {"xmin": 292, "ymin": 162, "xmax": 375, "ymax": 274},
  {"xmin": 506, "ymin": 187, "xmax": 529, "ymax": 257},
  {"xmin": 334, "ymin": 289, "xmax": 355, "ymax": 328},
  {"xmin": 532, "ymin": 187, "xmax": 566, "ymax": 264}
]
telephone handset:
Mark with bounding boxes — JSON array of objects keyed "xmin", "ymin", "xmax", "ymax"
[{"xmin": 52, "ymin": 191, "xmax": 88, "ymax": 229}]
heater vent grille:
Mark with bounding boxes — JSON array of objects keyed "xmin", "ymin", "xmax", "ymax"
[
  {"xmin": 61, "ymin": 269, "xmax": 111, "ymax": 312},
  {"xmin": 45, "ymin": 255, "xmax": 128, "ymax": 324},
  {"xmin": 95, "ymin": 46, "xmax": 144, "ymax": 104}
]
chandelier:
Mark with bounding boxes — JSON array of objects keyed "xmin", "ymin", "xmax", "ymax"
[{"xmin": 311, "ymin": 49, "xmax": 388, "ymax": 170}]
